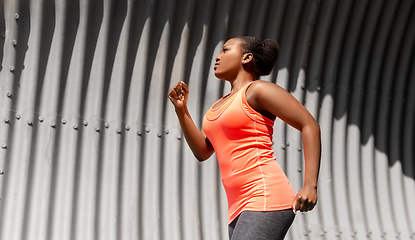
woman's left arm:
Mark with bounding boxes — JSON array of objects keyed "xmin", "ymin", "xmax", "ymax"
[{"xmin": 246, "ymin": 81, "xmax": 321, "ymax": 213}]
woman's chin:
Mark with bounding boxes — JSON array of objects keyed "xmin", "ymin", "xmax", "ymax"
[{"xmin": 214, "ymin": 71, "xmax": 221, "ymax": 79}]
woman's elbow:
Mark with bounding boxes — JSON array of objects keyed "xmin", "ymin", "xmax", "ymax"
[
  {"xmin": 313, "ymin": 120, "xmax": 321, "ymax": 134},
  {"xmin": 194, "ymin": 149, "xmax": 214, "ymax": 162},
  {"xmin": 195, "ymin": 153, "xmax": 211, "ymax": 162},
  {"xmin": 302, "ymin": 119, "xmax": 321, "ymax": 136},
  {"xmin": 196, "ymin": 156, "xmax": 209, "ymax": 162}
]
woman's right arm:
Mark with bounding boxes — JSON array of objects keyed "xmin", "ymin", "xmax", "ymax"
[{"xmin": 168, "ymin": 81, "xmax": 214, "ymax": 161}]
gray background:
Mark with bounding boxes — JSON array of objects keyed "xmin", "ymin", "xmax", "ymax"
[{"xmin": 0, "ymin": 0, "xmax": 414, "ymax": 239}]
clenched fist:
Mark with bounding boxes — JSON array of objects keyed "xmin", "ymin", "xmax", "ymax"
[{"xmin": 168, "ymin": 81, "xmax": 189, "ymax": 109}]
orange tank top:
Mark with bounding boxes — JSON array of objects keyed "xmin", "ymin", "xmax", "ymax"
[{"xmin": 203, "ymin": 82, "xmax": 295, "ymax": 224}]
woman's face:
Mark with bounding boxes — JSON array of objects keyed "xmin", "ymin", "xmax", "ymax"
[{"xmin": 214, "ymin": 38, "xmax": 245, "ymax": 80}]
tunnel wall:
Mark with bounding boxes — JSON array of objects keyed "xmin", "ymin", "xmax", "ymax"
[{"xmin": 0, "ymin": 0, "xmax": 414, "ymax": 239}]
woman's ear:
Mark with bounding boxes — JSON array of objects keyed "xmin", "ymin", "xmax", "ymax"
[{"xmin": 242, "ymin": 53, "xmax": 253, "ymax": 64}]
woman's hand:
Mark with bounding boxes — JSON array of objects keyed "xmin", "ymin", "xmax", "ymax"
[
  {"xmin": 292, "ymin": 185, "xmax": 318, "ymax": 213},
  {"xmin": 168, "ymin": 81, "xmax": 189, "ymax": 109}
]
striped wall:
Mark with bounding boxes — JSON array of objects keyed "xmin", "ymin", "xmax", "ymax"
[{"xmin": 0, "ymin": 0, "xmax": 414, "ymax": 239}]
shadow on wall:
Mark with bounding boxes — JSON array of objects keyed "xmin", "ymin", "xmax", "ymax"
[
  {"xmin": 223, "ymin": 0, "xmax": 415, "ymax": 180},
  {"xmin": 0, "ymin": 0, "xmax": 4, "ymax": 72}
]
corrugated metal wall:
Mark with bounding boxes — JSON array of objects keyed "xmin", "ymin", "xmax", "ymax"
[{"xmin": 0, "ymin": 0, "xmax": 414, "ymax": 239}]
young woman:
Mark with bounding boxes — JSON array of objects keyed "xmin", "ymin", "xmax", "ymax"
[{"xmin": 168, "ymin": 36, "xmax": 321, "ymax": 240}]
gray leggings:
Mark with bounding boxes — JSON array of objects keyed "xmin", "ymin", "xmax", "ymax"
[{"xmin": 228, "ymin": 209, "xmax": 295, "ymax": 240}]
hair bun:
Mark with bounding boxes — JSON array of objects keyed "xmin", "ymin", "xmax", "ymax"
[
  {"xmin": 262, "ymin": 39, "xmax": 279, "ymax": 54},
  {"xmin": 260, "ymin": 39, "xmax": 279, "ymax": 75},
  {"xmin": 237, "ymin": 36, "xmax": 280, "ymax": 77}
]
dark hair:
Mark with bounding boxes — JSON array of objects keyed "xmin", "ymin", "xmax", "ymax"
[{"xmin": 237, "ymin": 36, "xmax": 279, "ymax": 77}]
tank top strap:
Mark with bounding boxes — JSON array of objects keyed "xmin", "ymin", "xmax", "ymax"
[
  {"xmin": 206, "ymin": 82, "xmax": 254, "ymax": 121},
  {"xmin": 241, "ymin": 82, "xmax": 274, "ymax": 125}
]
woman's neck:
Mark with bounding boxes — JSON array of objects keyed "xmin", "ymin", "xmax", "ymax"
[{"xmin": 229, "ymin": 73, "xmax": 256, "ymax": 94}]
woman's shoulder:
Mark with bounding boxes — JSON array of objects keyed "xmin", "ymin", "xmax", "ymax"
[
  {"xmin": 248, "ymin": 80, "xmax": 285, "ymax": 97},
  {"xmin": 251, "ymin": 80, "xmax": 284, "ymax": 88}
]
